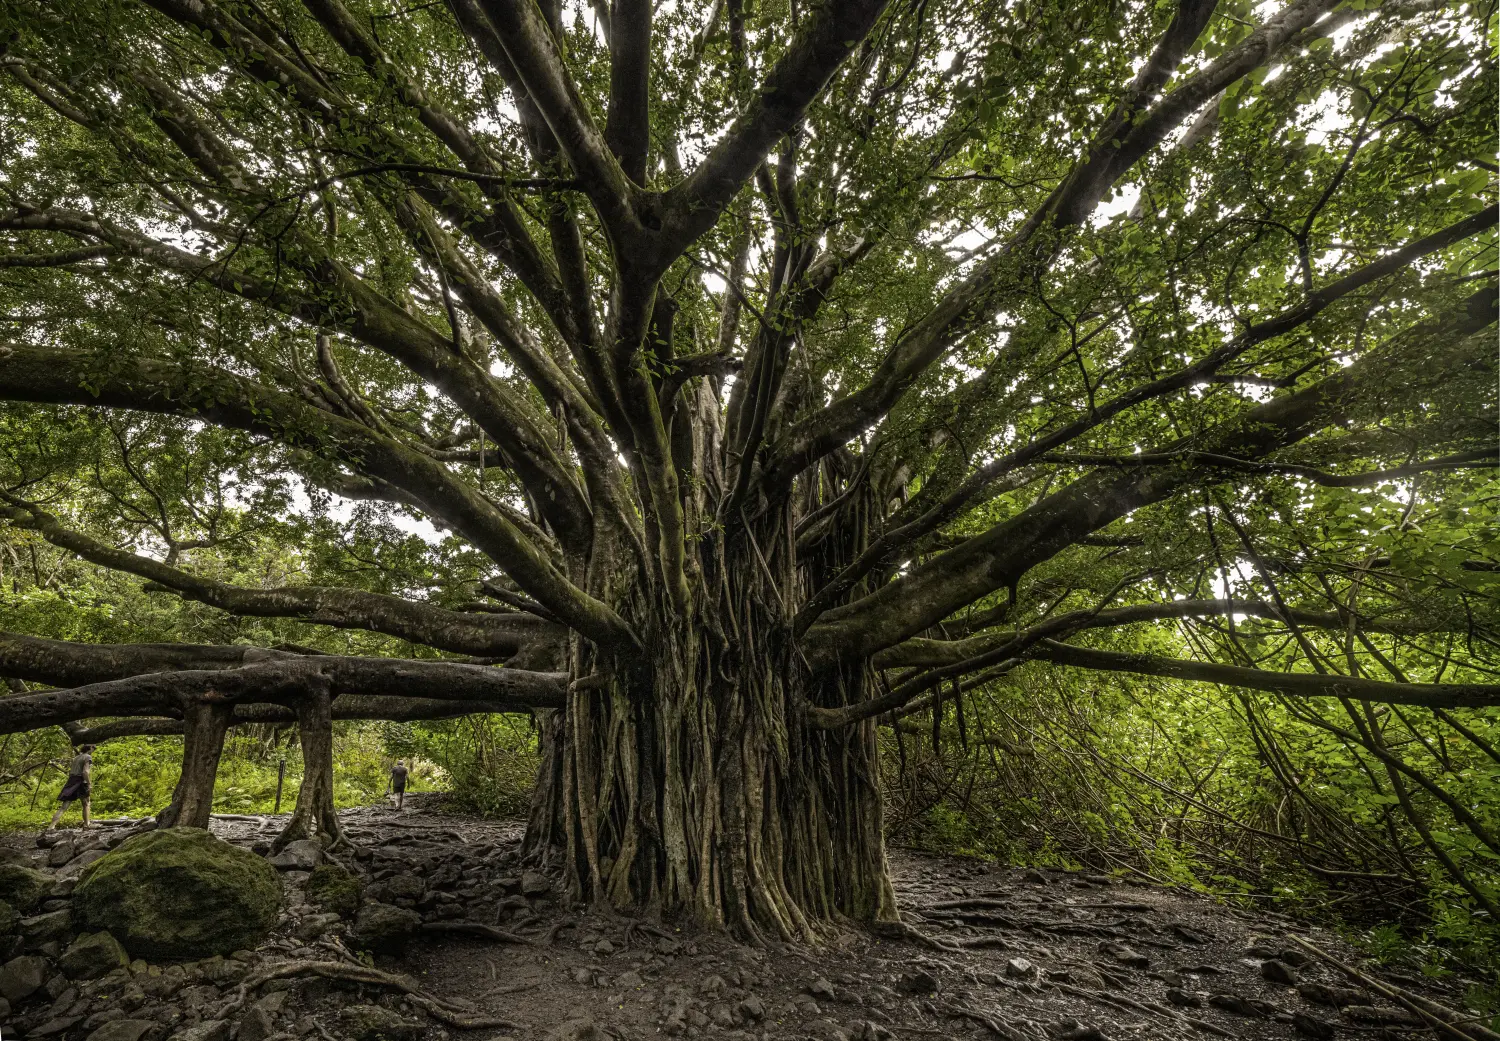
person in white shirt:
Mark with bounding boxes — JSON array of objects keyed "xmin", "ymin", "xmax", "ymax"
[{"xmin": 50, "ymin": 744, "xmax": 96, "ymax": 829}]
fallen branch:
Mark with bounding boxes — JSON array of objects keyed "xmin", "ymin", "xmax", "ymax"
[
  {"xmin": 1284, "ymin": 934, "xmax": 1497, "ymax": 1041},
  {"xmin": 217, "ymin": 959, "xmax": 518, "ymax": 1029}
]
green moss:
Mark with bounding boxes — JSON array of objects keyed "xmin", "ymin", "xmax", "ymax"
[
  {"xmin": 74, "ymin": 828, "xmax": 282, "ymax": 960},
  {"xmin": 305, "ymin": 863, "xmax": 362, "ymax": 919},
  {"xmin": 0, "ymin": 864, "xmax": 50, "ymax": 912}
]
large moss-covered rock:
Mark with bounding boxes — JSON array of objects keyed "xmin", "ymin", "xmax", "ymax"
[
  {"xmin": 0, "ymin": 864, "xmax": 50, "ymax": 912},
  {"xmin": 305, "ymin": 863, "xmax": 362, "ymax": 919},
  {"xmin": 74, "ymin": 828, "xmax": 281, "ymax": 960}
]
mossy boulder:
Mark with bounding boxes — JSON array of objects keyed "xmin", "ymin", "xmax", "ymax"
[
  {"xmin": 0, "ymin": 864, "xmax": 50, "ymax": 913},
  {"xmin": 305, "ymin": 863, "xmax": 362, "ymax": 919},
  {"xmin": 74, "ymin": 828, "xmax": 282, "ymax": 960}
]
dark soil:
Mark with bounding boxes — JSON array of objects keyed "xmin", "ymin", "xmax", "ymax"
[{"xmin": 1, "ymin": 794, "xmax": 1488, "ymax": 1041}]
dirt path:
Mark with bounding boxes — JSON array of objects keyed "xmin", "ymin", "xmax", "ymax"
[{"xmin": 1, "ymin": 796, "xmax": 1489, "ymax": 1041}]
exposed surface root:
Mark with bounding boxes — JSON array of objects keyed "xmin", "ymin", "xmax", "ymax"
[
  {"xmin": 217, "ymin": 959, "xmax": 518, "ymax": 1029},
  {"xmin": 420, "ymin": 921, "xmax": 535, "ymax": 945},
  {"xmin": 871, "ymin": 918, "xmax": 965, "ymax": 952}
]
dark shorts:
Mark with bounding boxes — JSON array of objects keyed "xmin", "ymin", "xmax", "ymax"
[
  {"xmin": 392, "ymin": 784, "xmax": 406, "ymax": 794},
  {"xmin": 58, "ymin": 776, "xmax": 90, "ymax": 803}
]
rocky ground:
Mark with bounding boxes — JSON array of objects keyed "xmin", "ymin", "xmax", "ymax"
[{"xmin": 0, "ymin": 794, "xmax": 1492, "ymax": 1041}]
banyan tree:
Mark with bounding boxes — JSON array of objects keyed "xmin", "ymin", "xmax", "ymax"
[{"xmin": 0, "ymin": 0, "xmax": 1495, "ymax": 938}]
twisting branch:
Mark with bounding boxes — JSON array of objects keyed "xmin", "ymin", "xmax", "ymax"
[{"xmin": 0, "ymin": 498, "xmax": 556, "ymax": 657}]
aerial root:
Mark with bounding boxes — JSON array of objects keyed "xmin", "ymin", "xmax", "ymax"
[
  {"xmin": 419, "ymin": 921, "xmax": 535, "ymax": 945},
  {"xmin": 216, "ymin": 959, "xmax": 519, "ymax": 1030}
]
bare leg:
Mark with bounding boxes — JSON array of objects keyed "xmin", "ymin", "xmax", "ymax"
[
  {"xmin": 48, "ymin": 802, "xmax": 67, "ymax": 829},
  {"xmin": 397, "ymin": 791, "xmax": 404, "ymax": 810},
  {"xmin": 82, "ymin": 796, "xmax": 92, "ymax": 827}
]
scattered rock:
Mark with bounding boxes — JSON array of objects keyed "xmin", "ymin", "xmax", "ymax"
[
  {"xmin": 0, "ymin": 953, "xmax": 49, "ymax": 1001},
  {"xmin": 1291, "ymin": 1012, "xmax": 1337, "ymax": 1039},
  {"xmin": 59, "ymin": 930, "xmax": 129, "ymax": 980},
  {"xmin": 237, "ymin": 1006, "xmax": 276, "ymax": 1041},
  {"xmin": 1298, "ymin": 983, "xmax": 1366, "ymax": 1007},
  {"xmin": 1208, "ymin": 992, "xmax": 1275, "ymax": 1018},
  {"xmin": 304, "ymin": 863, "xmax": 362, "ymax": 918},
  {"xmin": 266, "ymin": 839, "xmax": 323, "ymax": 872},
  {"xmin": 74, "ymin": 829, "xmax": 282, "ymax": 959},
  {"xmin": 169, "ymin": 1020, "xmax": 230, "ymax": 1041},
  {"xmin": 1261, "ymin": 958, "xmax": 1299, "ymax": 985},
  {"xmin": 1005, "ymin": 957, "xmax": 1038, "ymax": 980},
  {"xmin": 809, "ymin": 976, "xmax": 836, "ymax": 999},
  {"xmin": 1095, "ymin": 941, "xmax": 1148, "ymax": 969},
  {"xmin": 351, "ymin": 903, "xmax": 421, "ymax": 955},
  {"xmin": 895, "ymin": 970, "xmax": 937, "ymax": 995},
  {"xmin": 1164, "ymin": 988, "xmax": 1202, "ymax": 1008},
  {"xmin": 735, "ymin": 996, "xmax": 765, "ymax": 1022},
  {"xmin": 293, "ymin": 913, "xmax": 342, "ymax": 941},
  {"xmin": 20, "ymin": 908, "xmax": 73, "ymax": 943},
  {"xmin": 0, "ymin": 864, "xmax": 52, "ymax": 912},
  {"xmin": 85, "ymin": 1020, "xmax": 156, "ymax": 1041},
  {"xmin": 60, "ymin": 848, "xmax": 110, "ymax": 878},
  {"xmin": 520, "ymin": 871, "xmax": 551, "ymax": 897}
]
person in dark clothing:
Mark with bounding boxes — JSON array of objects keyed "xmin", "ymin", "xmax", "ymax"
[
  {"xmin": 388, "ymin": 760, "xmax": 410, "ymax": 810},
  {"xmin": 50, "ymin": 744, "xmax": 96, "ymax": 829}
]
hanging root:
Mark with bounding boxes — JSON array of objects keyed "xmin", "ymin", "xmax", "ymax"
[{"xmin": 216, "ymin": 959, "xmax": 519, "ymax": 1029}]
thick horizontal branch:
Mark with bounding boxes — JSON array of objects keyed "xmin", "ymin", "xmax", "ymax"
[
  {"xmin": 875, "ymin": 599, "xmax": 1476, "ymax": 670},
  {"xmin": 0, "ymin": 343, "xmax": 636, "ymax": 650},
  {"xmin": 1031, "ymin": 641, "xmax": 1500, "ymax": 709},
  {"xmin": 1, "ymin": 500, "xmax": 556, "ymax": 658},
  {"xmin": 0, "ymin": 654, "xmax": 565, "ymax": 735},
  {"xmin": 68, "ymin": 694, "xmax": 543, "ymax": 743},
  {"xmin": 0, "ymin": 630, "xmax": 292, "ymax": 688},
  {"xmin": 1036, "ymin": 448, "xmax": 1497, "ymax": 488}
]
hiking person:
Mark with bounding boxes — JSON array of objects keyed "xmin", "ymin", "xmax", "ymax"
[
  {"xmin": 49, "ymin": 744, "xmax": 95, "ymax": 829},
  {"xmin": 387, "ymin": 760, "xmax": 410, "ymax": 810}
]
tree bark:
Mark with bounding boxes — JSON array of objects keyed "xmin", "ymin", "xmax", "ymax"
[
  {"xmin": 157, "ymin": 698, "xmax": 233, "ymax": 829},
  {"xmin": 528, "ymin": 505, "xmax": 900, "ymax": 940},
  {"xmin": 275, "ymin": 684, "xmax": 343, "ymax": 850}
]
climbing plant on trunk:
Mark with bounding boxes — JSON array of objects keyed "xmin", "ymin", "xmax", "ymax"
[{"xmin": 0, "ymin": 0, "xmax": 1495, "ymax": 938}]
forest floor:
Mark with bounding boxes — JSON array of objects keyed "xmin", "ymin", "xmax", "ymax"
[{"xmin": 3, "ymin": 794, "xmax": 1492, "ymax": 1041}]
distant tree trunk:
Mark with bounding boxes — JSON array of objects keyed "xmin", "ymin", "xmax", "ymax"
[
  {"xmin": 158, "ymin": 699, "xmax": 232, "ymax": 829},
  {"xmin": 274, "ymin": 685, "xmax": 343, "ymax": 850}
]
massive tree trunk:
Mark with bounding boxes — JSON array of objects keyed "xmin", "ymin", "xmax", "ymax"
[
  {"xmin": 157, "ymin": 698, "xmax": 232, "ymax": 829},
  {"xmin": 275, "ymin": 685, "xmax": 343, "ymax": 850},
  {"xmin": 528, "ymin": 496, "xmax": 899, "ymax": 940}
]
